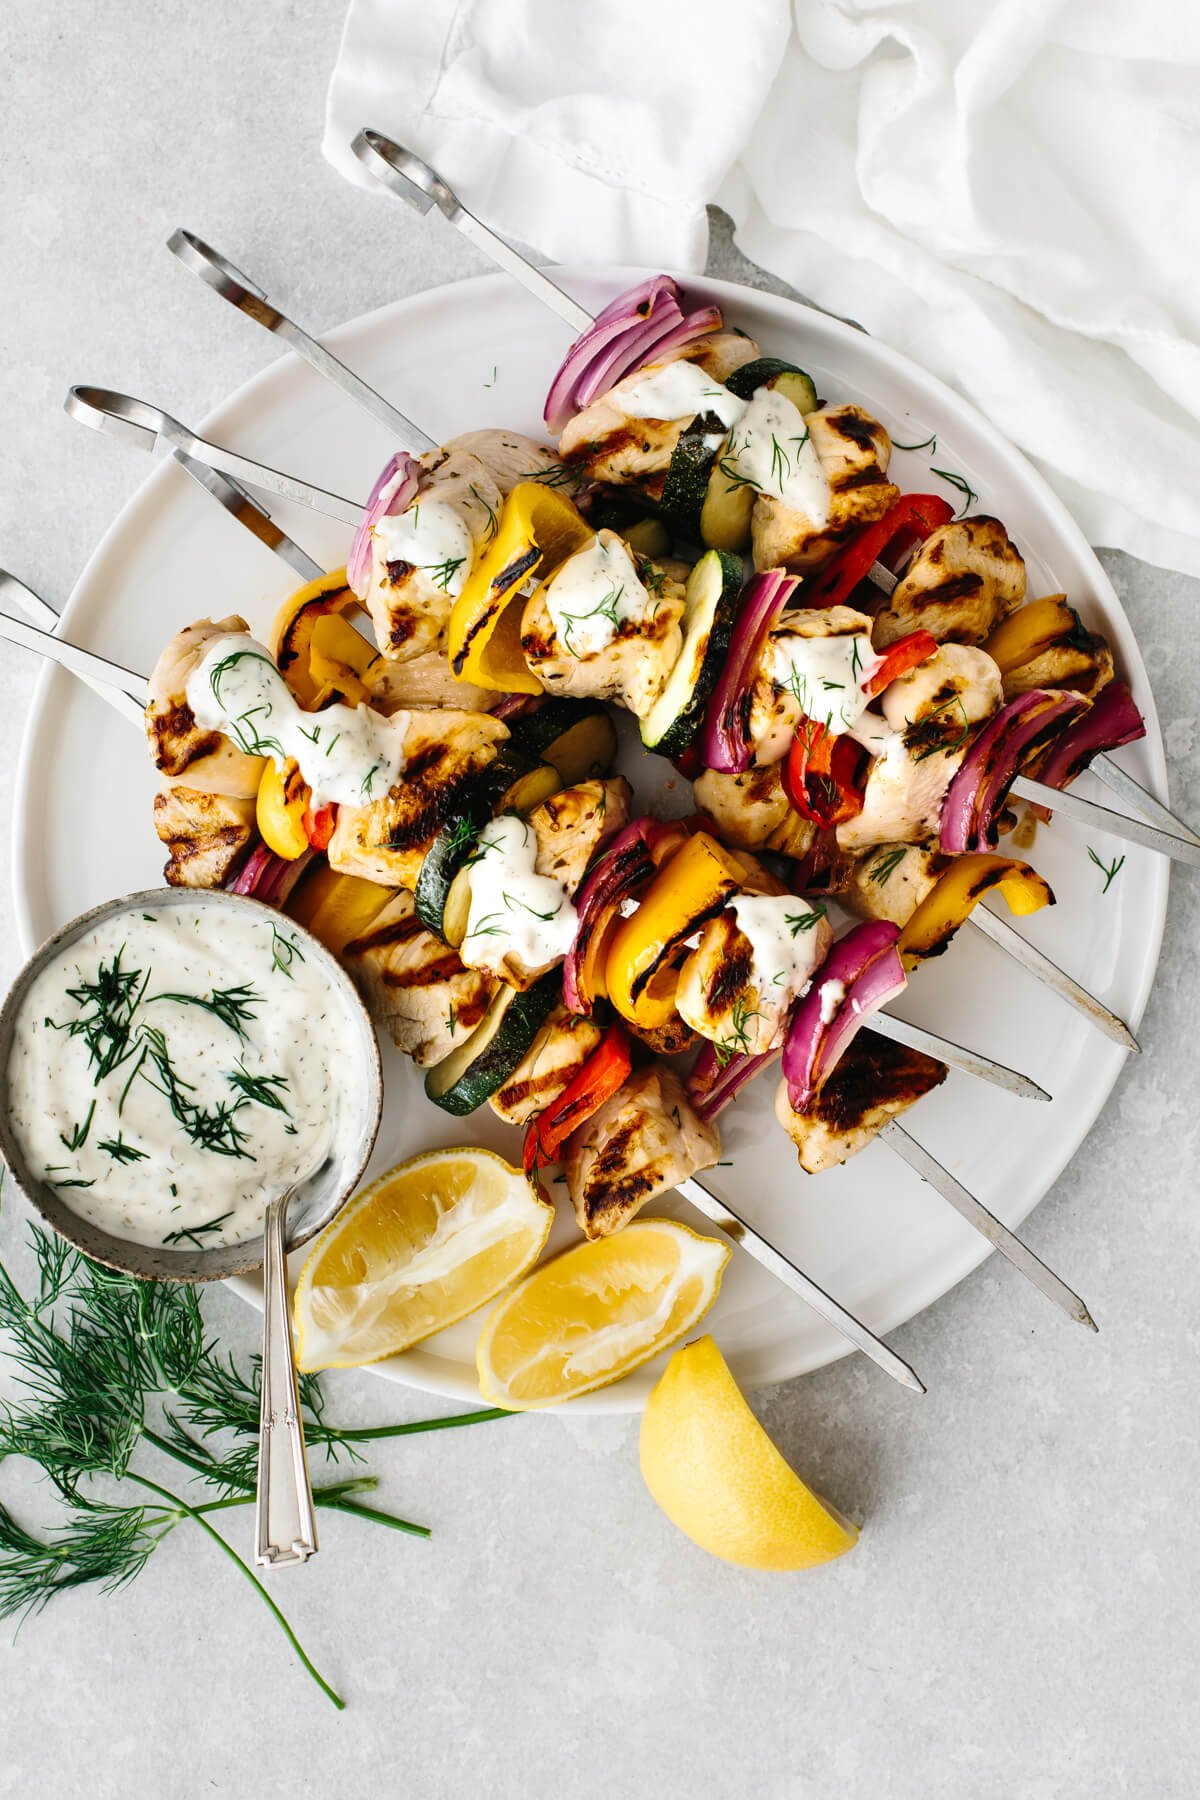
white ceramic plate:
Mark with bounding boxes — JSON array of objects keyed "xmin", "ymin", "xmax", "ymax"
[{"xmin": 9, "ymin": 268, "xmax": 1168, "ymax": 1410}]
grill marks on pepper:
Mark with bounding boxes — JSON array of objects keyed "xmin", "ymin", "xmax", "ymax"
[{"xmin": 452, "ymin": 545, "xmax": 541, "ymax": 675}]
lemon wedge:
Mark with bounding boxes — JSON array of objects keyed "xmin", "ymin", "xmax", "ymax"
[
  {"xmin": 293, "ymin": 1148, "xmax": 553, "ymax": 1371},
  {"xmin": 475, "ymin": 1220, "xmax": 729, "ymax": 1409},
  {"xmin": 639, "ymin": 1335, "xmax": 859, "ymax": 1570}
]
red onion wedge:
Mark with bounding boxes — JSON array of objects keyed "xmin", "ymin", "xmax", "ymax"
[
  {"xmin": 939, "ymin": 690, "xmax": 1088, "ymax": 854},
  {"xmin": 562, "ymin": 818, "xmax": 669, "ymax": 1014},
  {"xmin": 1033, "ymin": 680, "xmax": 1145, "ymax": 791},
  {"xmin": 783, "ymin": 921, "xmax": 907, "ymax": 1110},
  {"xmin": 347, "ymin": 453, "xmax": 422, "ymax": 598},
  {"xmin": 543, "ymin": 274, "xmax": 722, "ymax": 433},
  {"xmin": 701, "ymin": 569, "xmax": 799, "ymax": 773},
  {"xmin": 228, "ymin": 844, "xmax": 314, "ymax": 909},
  {"xmin": 687, "ymin": 1043, "xmax": 779, "ymax": 1122}
]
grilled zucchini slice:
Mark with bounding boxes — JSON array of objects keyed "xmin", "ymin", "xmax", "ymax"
[
  {"xmin": 507, "ymin": 700, "xmax": 618, "ymax": 784},
  {"xmin": 424, "ymin": 972, "xmax": 562, "ymax": 1115},
  {"xmin": 725, "ymin": 358, "xmax": 819, "ymax": 415},
  {"xmin": 640, "ymin": 549, "xmax": 744, "ymax": 758},
  {"xmin": 414, "ymin": 754, "xmax": 560, "ymax": 937}
]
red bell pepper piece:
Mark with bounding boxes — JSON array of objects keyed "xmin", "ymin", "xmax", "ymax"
[
  {"xmin": 860, "ymin": 629, "xmax": 939, "ymax": 697},
  {"xmin": 523, "ymin": 1026, "xmax": 633, "ymax": 1174},
  {"xmin": 303, "ymin": 803, "xmax": 337, "ymax": 852},
  {"xmin": 805, "ymin": 494, "xmax": 954, "ymax": 609},
  {"xmin": 783, "ymin": 720, "xmax": 868, "ymax": 828}
]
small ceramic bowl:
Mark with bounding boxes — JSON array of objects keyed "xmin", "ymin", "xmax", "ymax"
[{"xmin": 0, "ymin": 886, "xmax": 383, "ymax": 1282}]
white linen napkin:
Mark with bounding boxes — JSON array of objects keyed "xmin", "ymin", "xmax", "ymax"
[{"xmin": 325, "ymin": 0, "xmax": 1200, "ymax": 578}]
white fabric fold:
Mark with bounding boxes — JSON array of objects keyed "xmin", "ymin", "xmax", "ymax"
[{"xmin": 325, "ymin": 0, "xmax": 1200, "ymax": 577}]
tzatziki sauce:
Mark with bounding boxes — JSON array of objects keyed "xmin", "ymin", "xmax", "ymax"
[
  {"xmin": 187, "ymin": 632, "xmax": 408, "ymax": 807},
  {"xmin": 6, "ymin": 903, "xmax": 361, "ymax": 1251},
  {"xmin": 617, "ymin": 360, "xmax": 747, "ymax": 433},
  {"xmin": 542, "ymin": 531, "xmax": 656, "ymax": 658},
  {"xmin": 723, "ymin": 386, "xmax": 830, "ymax": 523},
  {"xmin": 372, "ymin": 497, "xmax": 475, "ymax": 599}
]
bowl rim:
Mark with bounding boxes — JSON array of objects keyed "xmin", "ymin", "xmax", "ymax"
[{"xmin": 0, "ymin": 884, "xmax": 384, "ymax": 1282}]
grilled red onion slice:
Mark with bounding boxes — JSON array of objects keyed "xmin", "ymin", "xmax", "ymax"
[
  {"xmin": 228, "ymin": 844, "xmax": 314, "ymax": 909},
  {"xmin": 347, "ymin": 452, "xmax": 422, "ymax": 598},
  {"xmin": 939, "ymin": 690, "xmax": 1088, "ymax": 854},
  {"xmin": 1033, "ymin": 680, "xmax": 1145, "ymax": 791},
  {"xmin": 701, "ymin": 570, "xmax": 798, "ymax": 773},
  {"xmin": 544, "ymin": 274, "xmax": 722, "ymax": 433},
  {"xmin": 687, "ymin": 1043, "xmax": 778, "ymax": 1122},
  {"xmin": 562, "ymin": 818, "xmax": 668, "ymax": 1014},
  {"xmin": 782, "ymin": 921, "xmax": 907, "ymax": 1110}
]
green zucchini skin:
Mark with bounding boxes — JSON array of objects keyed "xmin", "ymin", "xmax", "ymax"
[
  {"xmin": 640, "ymin": 548, "xmax": 744, "ymax": 759},
  {"xmin": 658, "ymin": 412, "xmax": 729, "ymax": 536},
  {"xmin": 507, "ymin": 701, "xmax": 618, "ymax": 783},
  {"xmin": 424, "ymin": 971, "xmax": 562, "ymax": 1115},
  {"xmin": 413, "ymin": 751, "xmax": 532, "ymax": 935},
  {"xmin": 725, "ymin": 358, "xmax": 819, "ymax": 414}
]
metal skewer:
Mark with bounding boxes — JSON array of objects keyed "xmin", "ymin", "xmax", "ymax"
[
  {"xmin": 968, "ymin": 906, "xmax": 1137, "ymax": 1051},
  {"xmin": 166, "ymin": 228, "xmax": 435, "ymax": 455},
  {"xmin": 64, "ymin": 387, "xmax": 364, "ymax": 528},
  {"xmin": 880, "ymin": 1122, "xmax": 1096, "ymax": 1329},
  {"xmin": 0, "ymin": 611, "xmax": 148, "ymax": 722},
  {"xmin": 871, "ymin": 1014, "xmax": 1047, "ymax": 1101},
  {"xmin": 1010, "ymin": 775, "xmax": 1200, "ymax": 868},
  {"xmin": 674, "ymin": 1176, "xmax": 924, "ymax": 1391}
]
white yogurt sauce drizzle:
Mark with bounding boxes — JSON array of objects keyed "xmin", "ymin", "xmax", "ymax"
[
  {"xmin": 542, "ymin": 532, "xmax": 656, "ymax": 658},
  {"xmin": 723, "ymin": 386, "xmax": 830, "ymax": 522},
  {"xmin": 461, "ymin": 814, "xmax": 578, "ymax": 977},
  {"xmin": 373, "ymin": 498, "xmax": 474, "ymax": 599},
  {"xmin": 729, "ymin": 895, "xmax": 829, "ymax": 1041},
  {"xmin": 6, "ymin": 904, "xmax": 360, "ymax": 1251},
  {"xmin": 769, "ymin": 630, "xmax": 876, "ymax": 735},
  {"xmin": 187, "ymin": 632, "xmax": 408, "ymax": 807},
  {"xmin": 618, "ymin": 360, "xmax": 747, "ymax": 433}
]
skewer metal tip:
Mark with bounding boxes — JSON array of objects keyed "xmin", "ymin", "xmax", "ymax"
[
  {"xmin": 351, "ymin": 130, "xmax": 454, "ymax": 218},
  {"xmin": 167, "ymin": 229, "xmax": 267, "ymax": 303}
]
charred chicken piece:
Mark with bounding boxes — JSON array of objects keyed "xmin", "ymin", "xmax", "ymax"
[
  {"xmin": 873, "ymin": 516, "xmax": 1025, "ymax": 648},
  {"xmin": 488, "ymin": 1008, "xmax": 605, "ymax": 1126},
  {"xmin": 693, "ymin": 763, "xmax": 818, "ymax": 859},
  {"xmin": 751, "ymin": 406, "xmax": 899, "ymax": 574},
  {"xmin": 343, "ymin": 891, "xmax": 496, "ymax": 1067},
  {"xmin": 774, "ymin": 1029, "xmax": 947, "ymax": 1173},
  {"xmin": 145, "ymin": 615, "xmax": 264, "ymax": 796},
  {"xmin": 564, "ymin": 1066, "xmax": 720, "ymax": 1239},
  {"xmin": 153, "ymin": 783, "xmax": 257, "ymax": 889}
]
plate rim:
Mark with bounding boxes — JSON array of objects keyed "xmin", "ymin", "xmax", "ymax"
[{"xmin": 8, "ymin": 263, "xmax": 1169, "ymax": 1412}]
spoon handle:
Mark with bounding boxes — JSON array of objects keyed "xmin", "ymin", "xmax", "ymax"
[{"xmin": 254, "ymin": 1192, "xmax": 318, "ymax": 1568}]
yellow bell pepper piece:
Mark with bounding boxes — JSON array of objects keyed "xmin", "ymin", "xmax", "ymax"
[
  {"xmin": 984, "ymin": 596, "xmax": 1075, "ymax": 675},
  {"xmin": 897, "ymin": 853, "xmax": 1053, "ymax": 968},
  {"xmin": 448, "ymin": 482, "xmax": 593, "ymax": 693},
  {"xmin": 307, "ymin": 612, "xmax": 381, "ymax": 707},
  {"xmin": 286, "ymin": 864, "xmax": 396, "ymax": 957},
  {"xmin": 606, "ymin": 833, "xmax": 745, "ymax": 1029},
  {"xmin": 256, "ymin": 758, "xmax": 311, "ymax": 861},
  {"xmin": 269, "ymin": 567, "xmax": 362, "ymax": 709}
]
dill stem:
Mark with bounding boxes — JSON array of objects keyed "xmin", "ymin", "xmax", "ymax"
[
  {"xmin": 334, "ymin": 1407, "xmax": 511, "ymax": 1441},
  {"xmin": 140, "ymin": 1427, "xmax": 430, "ymax": 1535},
  {"xmin": 126, "ymin": 1472, "xmax": 344, "ymax": 1711}
]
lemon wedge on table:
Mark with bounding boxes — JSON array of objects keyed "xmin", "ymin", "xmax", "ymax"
[
  {"xmin": 293, "ymin": 1148, "xmax": 553, "ymax": 1371},
  {"xmin": 475, "ymin": 1220, "xmax": 730, "ymax": 1410},
  {"xmin": 639, "ymin": 1336, "xmax": 858, "ymax": 1571}
]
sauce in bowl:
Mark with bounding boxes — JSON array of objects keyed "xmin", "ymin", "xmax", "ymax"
[{"xmin": 4, "ymin": 895, "xmax": 373, "ymax": 1255}]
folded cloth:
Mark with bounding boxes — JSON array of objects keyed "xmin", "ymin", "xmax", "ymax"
[{"xmin": 325, "ymin": 0, "xmax": 1200, "ymax": 578}]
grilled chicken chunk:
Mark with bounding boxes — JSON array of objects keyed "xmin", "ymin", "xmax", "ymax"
[
  {"xmin": 774, "ymin": 1029, "xmax": 947, "ymax": 1173},
  {"xmin": 153, "ymin": 783, "xmax": 256, "ymax": 889},
  {"xmin": 564, "ymin": 1067, "xmax": 720, "ymax": 1239},
  {"xmin": 488, "ymin": 1008, "xmax": 604, "ymax": 1126},
  {"xmin": 520, "ymin": 537, "xmax": 687, "ymax": 719},
  {"xmin": 343, "ymin": 891, "xmax": 496, "ymax": 1066},
  {"xmin": 363, "ymin": 448, "xmax": 503, "ymax": 662},
  {"xmin": 145, "ymin": 615, "xmax": 265, "ymax": 795},
  {"xmin": 443, "ymin": 430, "xmax": 567, "ymax": 496},
  {"xmin": 327, "ymin": 709, "xmax": 509, "ymax": 889},
  {"xmin": 529, "ymin": 777, "xmax": 631, "ymax": 894},
  {"xmin": 751, "ymin": 406, "xmax": 899, "ymax": 574},
  {"xmin": 677, "ymin": 902, "xmax": 834, "ymax": 1058},
  {"xmin": 880, "ymin": 644, "xmax": 1002, "ymax": 749},
  {"xmin": 873, "ymin": 517, "xmax": 1025, "ymax": 648},
  {"xmin": 693, "ymin": 764, "xmax": 817, "ymax": 859},
  {"xmin": 842, "ymin": 845, "xmax": 943, "ymax": 928},
  {"xmin": 836, "ymin": 738, "xmax": 966, "ymax": 853},
  {"xmin": 558, "ymin": 332, "xmax": 761, "ymax": 485},
  {"xmin": 748, "ymin": 605, "xmax": 874, "ymax": 765}
]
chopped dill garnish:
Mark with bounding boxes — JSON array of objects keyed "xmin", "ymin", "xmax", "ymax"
[
  {"xmin": 161, "ymin": 1211, "xmax": 235, "ymax": 1249},
  {"xmin": 148, "ymin": 983, "xmax": 262, "ymax": 1040},
  {"xmin": 786, "ymin": 904, "xmax": 827, "ymax": 934},
  {"xmin": 503, "ymin": 891, "xmax": 561, "ymax": 923},
  {"xmin": 1087, "ymin": 846, "xmax": 1126, "ymax": 893},
  {"xmin": 225, "ymin": 1062, "xmax": 291, "ymax": 1115},
  {"xmin": 931, "ymin": 467, "xmax": 978, "ymax": 516},
  {"xmin": 422, "ymin": 555, "xmax": 467, "ymax": 594},
  {"xmin": 47, "ymin": 951, "xmax": 151, "ymax": 1082},
  {"xmin": 360, "ymin": 762, "xmax": 381, "ymax": 798},
  {"xmin": 558, "ymin": 580, "xmax": 625, "ymax": 653},
  {"xmin": 892, "ymin": 430, "xmax": 938, "ymax": 453},
  {"xmin": 269, "ymin": 926, "xmax": 305, "ymax": 981},
  {"xmin": 97, "ymin": 1134, "xmax": 148, "ymax": 1165},
  {"xmin": 470, "ymin": 482, "xmax": 499, "ymax": 541},
  {"xmin": 869, "ymin": 847, "xmax": 908, "ymax": 885},
  {"xmin": 444, "ymin": 1002, "xmax": 459, "ymax": 1039},
  {"xmin": 59, "ymin": 1102, "xmax": 96, "ymax": 1154},
  {"xmin": 713, "ymin": 995, "xmax": 762, "ymax": 1068}
]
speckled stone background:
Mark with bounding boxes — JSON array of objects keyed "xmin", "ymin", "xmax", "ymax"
[{"xmin": 1, "ymin": 3, "xmax": 1198, "ymax": 1795}]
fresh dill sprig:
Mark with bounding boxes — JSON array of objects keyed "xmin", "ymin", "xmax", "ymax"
[
  {"xmin": 225, "ymin": 1062, "xmax": 290, "ymax": 1115},
  {"xmin": 97, "ymin": 1133, "xmax": 148, "ymax": 1165},
  {"xmin": 868, "ymin": 847, "xmax": 908, "ymax": 885},
  {"xmin": 786, "ymin": 904, "xmax": 827, "ymax": 935},
  {"xmin": 148, "ymin": 982, "xmax": 262, "ymax": 1040},
  {"xmin": 1087, "ymin": 846, "xmax": 1126, "ymax": 893},
  {"xmin": 502, "ymin": 890, "xmax": 562, "ymax": 923},
  {"xmin": 469, "ymin": 482, "xmax": 499, "ymax": 541},
  {"xmin": 0, "ymin": 1225, "xmax": 509, "ymax": 1707},
  {"xmin": 422, "ymin": 555, "xmax": 467, "ymax": 594},
  {"xmin": 931, "ymin": 467, "xmax": 979, "ymax": 516},
  {"xmin": 713, "ymin": 995, "xmax": 762, "ymax": 1068},
  {"xmin": 161, "ymin": 1212, "xmax": 235, "ymax": 1249},
  {"xmin": 558, "ymin": 580, "xmax": 625, "ymax": 653},
  {"xmin": 59, "ymin": 1101, "xmax": 96, "ymax": 1153},
  {"xmin": 892, "ymin": 430, "xmax": 938, "ymax": 453},
  {"xmin": 48, "ymin": 951, "xmax": 151, "ymax": 1081},
  {"xmin": 269, "ymin": 925, "xmax": 305, "ymax": 980}
]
